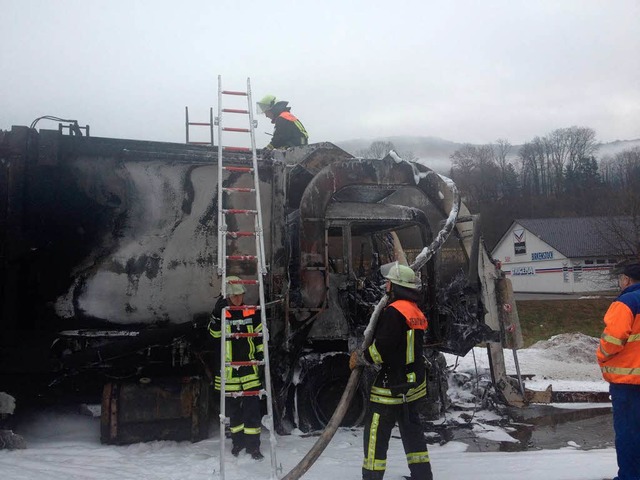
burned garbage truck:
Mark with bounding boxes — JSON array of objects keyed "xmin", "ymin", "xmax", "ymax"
[{"xmin": 0, "ymin": 125, "xmax": 523, "ymax": 443}]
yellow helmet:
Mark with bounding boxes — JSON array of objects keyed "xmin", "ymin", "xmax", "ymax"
[{"xmin": 256, "ymin": 94, "xmax": 276, "ymax": 114}]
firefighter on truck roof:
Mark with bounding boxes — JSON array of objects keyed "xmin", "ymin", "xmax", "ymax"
[{"xmin": 257, "ymin": 94, "xmax": 308, "ymax": 150}]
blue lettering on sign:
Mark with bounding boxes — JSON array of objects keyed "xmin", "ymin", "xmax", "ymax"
[
  {"xmin": 511, "ymin": 266, "xmax": 535, "ymax": 276},
  {"xmin": 531, "ymin": 251, "xmax": 553, "ymax": 261}
]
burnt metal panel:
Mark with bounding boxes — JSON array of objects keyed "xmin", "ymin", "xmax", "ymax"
[
  {"xmin": 297, "ymin": 158, "xmax": 446, "ymax": 308},
  {"xmin": 101, "ymin": 376, "xmax": 209, "ymax": 445}
]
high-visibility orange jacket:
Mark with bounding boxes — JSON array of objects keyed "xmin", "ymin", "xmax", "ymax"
[
  {"xmin": 365, "ymin": 297, "xmax": 428, "ymax": 404},
  {"xmin": 597, "ymin": 283, "xmax": 640, "ymax": 384},
  {"xmin": 266, "ymin": 103, "xmax": 308, "ymax": 149},
  {"xmin": 208, "ymin": 297, "xmax": 263, "ymax": 392}
]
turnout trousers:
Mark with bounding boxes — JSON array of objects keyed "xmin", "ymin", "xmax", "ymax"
[
  {"xmin": 362, "ymin": 399, "xmax": 433, "ymax": 480},
  {"xmin": 610, "ymin": 383, "xmax": 640, "ymax": 480},
  {"xmin": 226, "ymin": 393, "xmax": 261, "ymax": 450}
]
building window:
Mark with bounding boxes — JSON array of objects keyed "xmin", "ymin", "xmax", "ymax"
[
  {"xmin": 585, "ymin": 260, "xmax": 594, "ymax": 265},
  {"xmin": 573, "ymin": 265, "xmax": 583, "ymax": 283},
  {"xmin": 596, "ymin": 259, "xmax": 606, "ymax": 265}
]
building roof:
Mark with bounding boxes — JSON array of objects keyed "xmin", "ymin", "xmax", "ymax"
[{"xmin": 512, "ymin": 216, "xmax": 635, "ymax": 258}]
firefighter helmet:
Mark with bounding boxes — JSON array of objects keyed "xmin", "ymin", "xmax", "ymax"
[
  {"xmin": 380, "ymin": 261, "xmax": 418, "ymax": 289},
  {"xmin": 257, "ymin": 94, "xmax": 276, "ymax": 114},
  {"xmin": 226, "ymin": 276, "xmax": 246, "ymax": 296}
]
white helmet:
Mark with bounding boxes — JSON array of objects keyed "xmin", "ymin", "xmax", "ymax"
[
  {"xmin": 380, "ymin": 261, "xmax": 418, "ymax": 289},
  {"xmin": 226, "ymin": 276, "xmax": 246, "ymax": 296}
]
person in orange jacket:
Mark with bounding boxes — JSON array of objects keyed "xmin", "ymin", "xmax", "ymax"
[
  {"xmin": 597, "ymin": 261, "xmax": 640, "ymax": 480},
  {"xmin": 256, "ymin": 95, "xmax": 308, "ymax": 150},
  {"xmin": 350, "ymin": 262, "xmax": 433, "ymax": 480}
]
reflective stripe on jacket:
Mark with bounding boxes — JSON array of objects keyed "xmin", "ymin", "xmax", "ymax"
[
  {"xmin": 267, "ymin": 111, "xmax": 308, "ymax": 149},
  {"xmin": 278, "ymin": 111, "xmax": 308, "ymax": 141},
  {"xmin": 597, "ymin": 283, "xmax": 640, "ymax": 384},
  {"xmin": 208, "ymin": 305, "xmax": 262, "ymax": 391},
  {"xmin": 367, "ymin": 299, "xmax": 428, "ymax": 404}
]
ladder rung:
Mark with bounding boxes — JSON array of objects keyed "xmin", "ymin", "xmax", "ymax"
[
  {"xmin": 225, "ymin": 389, "xmax": 266, "ymax": 398},
  {"xmin": 225, "ymin": 231, "xmax": 256, "ymax": 238},
  {"xmin": 222, "ymin": 127, "xmax": 250, "ymax": 133},
  {"xmin": 187, "ymin": 141, "xmax": 212, "ymax": 145},
  {"xmin": 223, "ymin": 209, "xmax": 257, "ymax": 215},
  {"xmin": 188, "ymin": 122, "xmax": 211, "ymax": 126},
  {"xmin": 223, "ymin": 146, "xmax": 252, "ymax": 153},
  {"xmin": 221, "ymin": 90, "xmax": 248, "ymax": 96},
  {"xmin": 223, "ymin": 187, "xmax": 255, "ymax": 193},
  {"xmin": 228, "ymin": 279, "xmax": 259, "ymax": 285},
  {"xmin": 227, "ymin": 304, "xmax": 260, "ymax": 310},
  {"xmin": 226, "ymin": 255, "xmax": 258, "ymax": 261},
  {"xmin": 227, "ymin": 360, "xmax": 264, "ymax": 367},
  {"xmin": 222, "ymin": 108, "xmax": 249, "ymax": 114},
  {"xmin": 223, "ymin": 166, "xmax": 253, "ymax": 173},
  {"xmin": 226, "ymin": 332, "xmax": 263, "ymax": 339}
]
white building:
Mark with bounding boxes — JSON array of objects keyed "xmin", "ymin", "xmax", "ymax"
[{"xmin": 491, "ymin": 217, "xmax": 630, "ymax": 294}]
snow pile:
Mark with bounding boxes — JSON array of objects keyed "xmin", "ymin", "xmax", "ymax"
[{"xmin": 529, "ymin": 333, "xmax": 600, "ymax": 364}]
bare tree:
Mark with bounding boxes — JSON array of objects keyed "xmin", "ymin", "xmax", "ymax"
[
  {"xmin": 399, "ymin": 150, "xmax": 418, "ymax": 162},
  {"xmin": 357, "ymin": 140, "xmax": 397, "ymax": 159},
  {"xmin": 519, "ymin": 127, "xmax": 598, "ymax": 198},
  {"xmin": 597, "ymin": 147, "xmax": 640, "ymax": 260},
  {"xmin": 450, "ymin": 144, "xmax": 500, "ymax": 204}
]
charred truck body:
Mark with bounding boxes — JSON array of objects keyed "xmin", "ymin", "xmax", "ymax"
[{"xmin": 0, "ymin": 125, "xmax": 524, "ymax": 443}]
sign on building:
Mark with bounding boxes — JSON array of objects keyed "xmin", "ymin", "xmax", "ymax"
[{"xmin": 513, "ymin": 228, "xmax": 526, "ymax": 255}]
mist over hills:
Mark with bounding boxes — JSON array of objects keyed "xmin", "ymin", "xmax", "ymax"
[{"xmin": 335, "ymin": 136, "xmax": 640, "ymax": 174}]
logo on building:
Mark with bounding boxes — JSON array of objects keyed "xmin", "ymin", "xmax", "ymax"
[
  {"xmin": 531, "ymin": 251, "xmax": 553, "ymax": 261},
  {"xmin": 513, "ymin": 228, "xmax": 526, "ymax": 255},
  {"xmin": 511, "ymin": 266, "xmax": 535, "ymax": 276}
]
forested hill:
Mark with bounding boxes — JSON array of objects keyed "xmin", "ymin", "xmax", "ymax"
[{"xmin": 336, "ymin": 135, "xmax": 640, "ymax": 174}]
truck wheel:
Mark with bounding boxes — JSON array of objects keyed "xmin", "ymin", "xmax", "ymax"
[{"xmin": 295, "ymin": 352, "xmax": 369, "ymax": 432}]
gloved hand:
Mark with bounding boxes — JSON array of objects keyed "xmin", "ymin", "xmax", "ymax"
[{"xmin": 349, "ymin": 349, "xmax": 369, "ymax": 370}]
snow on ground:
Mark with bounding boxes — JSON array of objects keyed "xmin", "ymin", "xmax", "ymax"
[
  {"xmin": 446, "ymin": 332, "xmax": 606, "ymax": 393},
  {"xmin": 0, "ymin": 333, "xmax": 618, "ymax": 480}
]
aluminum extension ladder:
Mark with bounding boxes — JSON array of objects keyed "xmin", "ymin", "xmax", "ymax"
[{"xmin": 215, "ymin": 75, "xmax": 278, "ymax": 480}]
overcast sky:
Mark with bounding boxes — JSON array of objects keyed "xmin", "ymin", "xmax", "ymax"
[{"xmin": 2, "ymin": 0, "xmax": 639, "ymax": 148}]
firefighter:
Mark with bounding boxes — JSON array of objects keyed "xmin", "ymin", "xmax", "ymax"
[
  {"xmin": 256, "ymin": 94, "xmax": 308, "ymax": 149},
  {"xmin": 209, "ymin": 276, "xmax": 264, "ymax": 460},
  {"xmin": 350, "ymin": 261, "xmax": 433, "ymax": 480},
  {"xmin": 597, "ymin": 262, "xmax": 640, "ymax": 480}
]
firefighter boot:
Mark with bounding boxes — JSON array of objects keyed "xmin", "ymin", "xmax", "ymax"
[
  {"xmin": 231, "ymin": 443, "xmax": 244, "ymax": 457},
  {"xmin": 247, "ymin": 447, "xmax": 264, "ymax": 460}
]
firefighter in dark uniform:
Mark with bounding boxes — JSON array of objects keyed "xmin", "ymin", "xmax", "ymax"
[
  {"xmin": 256, "ymin": 94, "xmax": 308, "ymax": 150},
  {"xmin": 209, "ymin": 276, "xmax": 264, "ymax": 460},
  {"xmin": 350, "ymin": 262, "xmax": 433, "ymax": 480}
]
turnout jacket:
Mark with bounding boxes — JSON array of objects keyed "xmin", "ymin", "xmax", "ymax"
[
  {"xmin": 597, "ymin": 283, "xmax": 640, "ymax": 385},
  {"xmin": 267, "ymin": 102, "xmax": 308, "ymax": 149},
  {"xmin": 208, "ymin": 297, "xmax": 263, "ymax": 392},
  {"xmin": 364, "ymin": 287, "xmax": 428, "ymax": 404}
]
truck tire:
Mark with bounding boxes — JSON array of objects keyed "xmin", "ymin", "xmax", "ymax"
[{"xmin": 295, "ymin": 352, "xmax": 369, "ymax": 432}]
